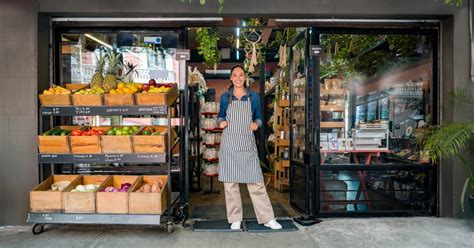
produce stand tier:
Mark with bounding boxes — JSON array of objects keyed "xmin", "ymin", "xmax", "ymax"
[
  {"xmin": 40, "ymin": 105, "xmax": 168, "ymax": 116},
  {"xmin": 38, "ymin": 153, "xmax": 167, "ymax": 164},
  {"xmin": 27, "ymin": 213, "xmax": 161, "ymax": 225}
]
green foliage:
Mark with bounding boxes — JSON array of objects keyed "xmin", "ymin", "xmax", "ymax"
[
  {"xmin": 196, "ymin": 27, "xmax": 221, "ymax": 69},
  {"xmin": 422, "ymin": 122, "xmax": 474, "ymax": 163},
  {"xmin": 419, "ymin": 88, "xmax": 474, "ymax": 211},
  {"xmin": 319, "ymin": 34, "xmax": 423, "ymax": 80},
  {"xmin": 444, "ymin": 0, "xmax": 463, "ymax": 6}
]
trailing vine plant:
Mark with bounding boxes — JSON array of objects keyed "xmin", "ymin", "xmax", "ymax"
[
  {"xmin": 180, "ymin": 0, "xmax": 225, "ymax": 13},
  {"xmin": 196, "ymin": 27, "xmax": 221, "ymax": 70}
]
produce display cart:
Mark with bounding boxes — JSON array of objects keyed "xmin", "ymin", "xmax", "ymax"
[{"xmin": 29, "ymin": 102, "xmax": 180, "ymax": 234}]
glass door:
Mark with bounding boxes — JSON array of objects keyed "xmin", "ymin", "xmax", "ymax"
[
  {"xmin": 289, "ymin": 29, "xmax": 309, "ymax": 213},
  {"xmin": 315, "ymin": 29, "xmax": 437, "ymax": 216}
]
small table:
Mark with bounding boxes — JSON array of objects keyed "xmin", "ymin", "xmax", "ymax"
[
  {"xmin": 320, "ymin": 149, "xmax": 389, "ymax": 211},
  {"xmin": 203, "ymin": 173, "xmax": 220, "ymax": 195}
]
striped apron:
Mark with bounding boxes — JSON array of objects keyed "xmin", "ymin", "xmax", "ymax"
[{"xmin": 218, "ymin": 98, "xmax": 263, "ymax": 184}]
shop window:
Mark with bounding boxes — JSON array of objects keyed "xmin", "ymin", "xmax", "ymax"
[
  {"xmin": 319, "ymin": 33, "xmax": 433, "ymax": 165},
  {"xmin": 317, "ymin": 32, "xmax": 436, "ymax": 214},
  {"xmin": 59, "ymin": 31, "xmax": 181, "ymax": 85}
]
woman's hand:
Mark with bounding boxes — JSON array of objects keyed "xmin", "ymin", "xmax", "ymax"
[
  {"xmin": 250, "ymin": 122, "xmax": 258, "ymax": 131},
  {"xmin": 219, "ymin": 121, "xmax": 228, "ymax": 129}
]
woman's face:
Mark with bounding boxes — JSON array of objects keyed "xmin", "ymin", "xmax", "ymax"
[{"xmin": 230, "ymin": 67, "xmax": 246, "ymax": 88}]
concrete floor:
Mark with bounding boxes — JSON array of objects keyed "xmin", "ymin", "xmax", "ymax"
[{"xmin": 1, "ymin": 217, "xmax": 473, "ymax": 248}]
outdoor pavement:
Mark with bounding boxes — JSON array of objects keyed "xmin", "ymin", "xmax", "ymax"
[{"xmin": 0, "ymin": 217, "xmax": 473, "ymax": 248}]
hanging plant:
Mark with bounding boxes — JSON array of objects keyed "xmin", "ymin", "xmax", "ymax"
[
  {"xmin": 196, "ymin": 27, "xmax": 221, "ymax": 69},
  {"xmin": 180, "ymin": 0, "xmax": 225, "ymax": 13},
  {"xmin": 444, "ymin": 0, "xmax": 463, "ymax": 6},
  {"xmin": 241, "ymin": 18, "xmax": 265, "ymax": 73}
]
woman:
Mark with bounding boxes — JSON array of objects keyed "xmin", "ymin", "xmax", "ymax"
[{"xmin": 217, "ymin": 65, "xmax": 282, "ymax": 230}]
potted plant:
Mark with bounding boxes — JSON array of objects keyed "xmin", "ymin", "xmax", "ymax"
[{"xmin": 417, "ymin": 89, "xmax": 474, "ymax": 212}]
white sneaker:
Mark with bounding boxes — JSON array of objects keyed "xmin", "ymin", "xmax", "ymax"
[
  {"xmin": 230, "ymin": 221, "xmax": 241, "ymax": 230},
  {"xmin": 264, "ymin": 219, "xmax": 282, "ymax": 230}
]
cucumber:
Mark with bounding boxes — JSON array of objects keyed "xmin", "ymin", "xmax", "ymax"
[
  {"xmin": 43, "ymin": 129, "xmax": 55, "ymax": 136},
  {"xmin": 52, "ymin": 129, "xmax": 63, "ymax": 136},
  {"xmin": 60, "ymin": 130, "xmax": 70, "ymax": 136}
]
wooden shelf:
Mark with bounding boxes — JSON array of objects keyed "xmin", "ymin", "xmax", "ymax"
[
  {"xmin": 320, "ymin": 89, "xmax": 346, "ymax": 95},
  {"xmin": 278, "ymin": 100, "xmax": 290, "ymax": 107},
  {"xmin": 320, "ymin": 105, "xmax": 345, "ymax": 112},
  {"xmin": 276, "ymin": 139, "xmax": 290, "ymax": 147},
  {"xmin": 320, "ymin": 122, "xmax": 345, "ymax": 128}
]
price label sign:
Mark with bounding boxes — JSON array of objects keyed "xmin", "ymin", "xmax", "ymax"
[
  {"xmin": 75, "ymin": 107, "xmax": 91, "ymax": 115},
  {"xmin": 105, "ymin": 154, "xmax": 124, "ymax": 163}
]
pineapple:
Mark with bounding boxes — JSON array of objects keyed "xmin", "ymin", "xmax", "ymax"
[
  {"xmin": 90, "ymin": 52, "xmax": 106, "ymax": 88},
  {"xmin": 123, "ymin": 62, "xmax": 139, "ymax": 83},
  {"xmin": 103, "ymin": 50, "xmax": 122, "ymax": 92}
]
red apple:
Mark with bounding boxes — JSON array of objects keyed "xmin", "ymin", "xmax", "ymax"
[
  {"xmin": 142, "ymin": 84, "xmax": 150, "ymax": 92},
  {"xmin": 148, "ymin": 79, "xmax": 157, "ymax": 87}
]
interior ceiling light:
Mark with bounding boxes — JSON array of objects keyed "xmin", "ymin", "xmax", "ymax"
[{"xmin": 85, "ymin": 34, "xmax": 113, "ymax": 49}]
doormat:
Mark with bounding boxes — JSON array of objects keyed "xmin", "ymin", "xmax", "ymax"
[
  {"xmin": 190, "ymin": 203, "xmax": 289, "ymax": 219},
  {"xmin": 245, "ymin": 219, "xmax": 298, "ymax": 233},
  {"xmin": 193, "ymin": 219, "xmax": 243, "ymax": 232}
]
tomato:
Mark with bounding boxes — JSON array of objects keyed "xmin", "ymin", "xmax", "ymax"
[
  {"xmin": 71, "ymin": 130, "xmax": 83, "ymax": 136},
  {"xmin": 97, "ymin": 130, "xmax": 105, "ymax": 135},
  {"xmin": 83, "ymin": 130, "xmax": 91, "ymax": 136},
  {"xmin": 90, "ymin": 130, "xmax": 100, "ymax": 136}
]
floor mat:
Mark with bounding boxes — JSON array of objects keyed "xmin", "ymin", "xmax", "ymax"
[
  {"xmin": 245, "ymin": 219, "xmax": 298, "ymax": 233},
  {"xmin": 193, "ymin": 219, "xmax": 243, "ymax": 232},
  {"xmin": 190, "ymin": 203, "xmax": 289, "ymax": 219}
]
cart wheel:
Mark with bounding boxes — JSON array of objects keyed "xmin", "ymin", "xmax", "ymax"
[
  {"xmin": 32, "ymin": 224, "xmax": 44, "ymax": 235},
  {"xmin": 173, "ymin": 207, "xmax": 183, "ymax": 219},
  {"xmin": 166, "ymin": 223, "xmax": 174, "ymax": 233}
]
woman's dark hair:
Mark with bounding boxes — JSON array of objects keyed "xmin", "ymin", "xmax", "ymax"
[{"xmin": 228, "ymin": 64, "xmax": 248, "ymax": 90}]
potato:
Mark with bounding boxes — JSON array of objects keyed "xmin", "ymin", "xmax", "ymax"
[
  {"xmin": 151, "ymin": 184, "xmax": 158, "ymax": 193},
  {"xmin": 143, "ymin": 184, "xmax": 151, "ymax": 193}
]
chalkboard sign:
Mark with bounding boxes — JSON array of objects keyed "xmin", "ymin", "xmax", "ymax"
[{"xmin": 75, "ymin": 107, "xmax": 91, "ymax": 115}]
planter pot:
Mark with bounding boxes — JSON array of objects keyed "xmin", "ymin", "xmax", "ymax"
[{"xmin": 469, "ymin": 194, "xmax": 474, "ymax": 213}]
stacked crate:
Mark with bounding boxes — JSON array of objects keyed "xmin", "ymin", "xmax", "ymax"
[{"xmin": 274, "ymin": 98, "xmax": 290, "ymax": 192}]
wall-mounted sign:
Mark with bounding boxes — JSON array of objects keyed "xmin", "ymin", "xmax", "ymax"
[{"xmin": 144, "ymin": 36, "xmax": 162, "ymax": 44}]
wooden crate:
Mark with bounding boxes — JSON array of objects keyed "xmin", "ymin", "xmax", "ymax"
[
  {"xmin": 132, "ymin": 126, "xmax": 172, "ymax": 153},
  {"xmin": 65, "ymin": 83, "xmax": 88, "ymax": 92},
  {"xmin": 96, "ymin": 175, "xmax": 140, "ymax": 214},
  {"xmin": 63, "ymin": 175, "xmax": 110, "ymax": 213},
  {"xmin": 276, "ymin": 139, "xmax": 290, "ymax": 147},
  {"xmin": 70, "ymin": 126, "xmax": 111, "ymax": 154},
  {"xmin": 278, "ymin": 99, "xmax": 290, "ymax": 107},
  {"xmin": 30, "ymin": 174, "xmax": 81, "ymax": 212},
  {"xmin": 135, "ymin": 85, "xmax": 179, "ymax": 106},
  {"xmin": 275, "ymin": 178, "xmax": 290, "ymax": 193},
  {"xmin": 103, "ymin": 94, "xmax": 135, "ymax": 106},
  {"xmin": 100, "ymin": 127, "xmax": 140, "ymax": 153},
  {"xmin": 129, "ymin": 175, "xmax": 168, "ymax": 214},
  {"xmin": 39, "ymin": 94, "xmax": 71, "ymax": 106},
  {"xmin": 72, "ymin": 94, "xmax": 103, "ymax": 106},
  {"xmin": 275, "ymin": 159, "xmax": 290, "ymax": 169},
  {"xmin": 38, "ymin": 126, "xmax": 77, "ymax": 154}
]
